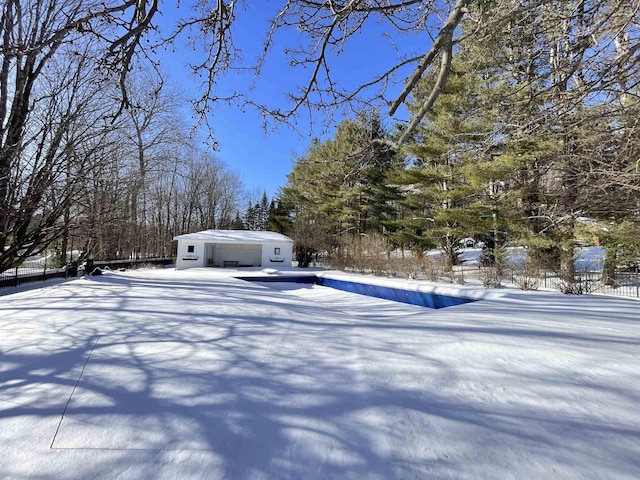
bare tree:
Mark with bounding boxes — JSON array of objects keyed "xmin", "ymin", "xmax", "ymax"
[
  {"xmin": 0, "ymin": 38, "xmax": 120, "ymax": 271},
  {"xmin": 180, "ymin": 152, "xmax": 244, "ymax": 231},
  {"xmin": 175, "ymin": 0, "xmax": 638, "ymax": 149},
  {"xmin": 147, "ymin": 149, "xmax": 245, "ymax": 239},
  {"xmin": 121, "ymin": 71, "xmax": 187, "ymax": 256},
  {"xmin": 0, "ymin": 0, "xmax": 164, "ymax": 271},
  {"xmin": 3, "ymin": 0, "xmax": 637, "ymax": 272},
  {"xmin": 212, "ymin": 0, "xmax": 474, "ymax": 142}
]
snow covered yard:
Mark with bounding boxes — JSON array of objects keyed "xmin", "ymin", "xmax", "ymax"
[{"xmin": 0, "ymin": 268, "xmax": 639, "ymax": 480}]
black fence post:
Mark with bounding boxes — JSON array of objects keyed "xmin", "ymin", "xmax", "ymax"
[
  {"xmin": 85, "ymin": 257, "xmax": 93, "ymax": 275},
  {"xmin": 68, "ymin": 261, "xmax": 78, "ymax": 277}
]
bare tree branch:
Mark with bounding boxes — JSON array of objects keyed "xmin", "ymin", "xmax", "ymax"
[{"xmin": 389, "ymin": 0, "xmax": 470, "ymax": 116}]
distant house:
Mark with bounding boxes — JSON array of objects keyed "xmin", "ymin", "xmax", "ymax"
[{"xmin": 173, "ymin": 230, "xmax": 294, "ymax": 270}]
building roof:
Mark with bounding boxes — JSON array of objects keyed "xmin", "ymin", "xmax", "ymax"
[{"xmin": 173, "ymin": 230, "xmax": 293, "ymax": 244}]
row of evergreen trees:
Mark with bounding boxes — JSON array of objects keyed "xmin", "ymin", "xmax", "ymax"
[{"xmin": 263, "ymin": 10, "xmax": 640, "ymax": 273}]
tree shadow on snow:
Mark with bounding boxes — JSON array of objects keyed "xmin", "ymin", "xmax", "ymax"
[{"xmin": 0, "ymin": 270, "xmax": 639, "ymax": 479}]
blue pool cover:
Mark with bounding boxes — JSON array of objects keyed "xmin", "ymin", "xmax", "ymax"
[{"xmin": 236, "ymin": 275, "xmax": 476, "ymax": 309}]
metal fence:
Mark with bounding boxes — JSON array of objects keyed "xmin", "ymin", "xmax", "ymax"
[
  {"xmin": 0, "ymin": 261, "xmax": 75, "ymax": 290},
  {"xmin": 540, "ymin": 269, "xmax": 640, "ymax": 298},
  {"xmin": 464, "ymin": 265, "xmax": 640, "ymax": 298},
  {"xmin": 0, "ymin": 267, "xmax": 73, "ymax": 289},
  {"xmin": 0, "ymin": 257, "xmax": 174, "ymax": 291},
  {"xmin": 3, "ymin": 255, "xmax": 638, "ymax": 299},
  {"xmin": 321, "ymin": 254, "xmax": 640, "ymax": 299}
]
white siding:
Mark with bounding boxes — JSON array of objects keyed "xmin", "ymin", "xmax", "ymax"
[
  {"xmin": 174, "ymin": 230, "xmax": 294, "ymax": 269},
  {"xmin": 175, "ymin": 241, "xmax": 205, "ymax": 270},
  {"xmin": 261, "ymin": 242, "xmax": 293, "ymax": 267}
]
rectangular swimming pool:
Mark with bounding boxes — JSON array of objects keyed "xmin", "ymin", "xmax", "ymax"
[{"xmin": 236, "ymin": 274, "xmax": 477, "ymax": 309}]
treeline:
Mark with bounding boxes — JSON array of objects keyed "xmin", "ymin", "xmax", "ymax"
[
  {"xmin": 273, "ymin": 5, "xmax": 640, "ymax": 278},
  {"xmin": 3, "ymin": 0, "xmax": 639, "ymax": 279},
  {"xmin": 0, "ymin": 49, "xmax": 251, "ymax": 270}
]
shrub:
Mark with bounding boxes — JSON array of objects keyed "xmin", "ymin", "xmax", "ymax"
[{"xmin": 509, "ymin": 253, "xmax": 541, "ymax": 291}]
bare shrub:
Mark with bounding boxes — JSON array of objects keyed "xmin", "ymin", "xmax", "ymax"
[
  {"xmin": 361, "ymin": 232, "xmax": 392, "ymax": 275},
  {"xmin": 393, "ymin": 256, "xmax": 421, "ymax": 279},
  {"xmin": 370, "ymin": 254, "xmax": 389, "ymax": 276},
  {"xmin": 555, "ymin": 273, "xmax": 599, "ymax": 295},
  {"xmin": 492, "ymin": 245, "xmax": 508, "ymax": 279},
  {"xmin": 509, "ymin": 255, "xmax": 541, "ymax": 291},
  {"xmin": 325, "ymin": 251, "xmax": 351, "ymax": 271},
  {"xmin": 291, "ymin": 216, "xmax": 331, "ymax": 268},
  {"xmin": 549, "ymin": 248, "xmax": 601, "ymax": 295},
  {"xmin": 478, "ymin": 244, "xmax": 508, "ymax": 288},
  {"xmin": 480, "ymin": 267, "xmax": 502, "ymax": 288},
  {"xmin": 329, "ymin": 232, "xmax": 391, "ymax": 275},
  {"xmin": 419, "ymin": 255, "xmax": 447, "ymax": 282},
  {"xmin": 385, "ymin": 254, "xmax": 433, "ymax": 280}
]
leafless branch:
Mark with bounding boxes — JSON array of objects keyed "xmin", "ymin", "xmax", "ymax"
[{"xmin": 389, "ymin": 0, "xmax": 470, "ymax": 117}]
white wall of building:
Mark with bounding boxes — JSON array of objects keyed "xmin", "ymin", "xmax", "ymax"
[
  {"xmin": 261, "ymin": 242, "xmax": 293, "ymax": 267},
  {"xmin": 174, "ymin": 230, "xmax": 293, "ymax": 270},
  {"xmin": 175, "ymin": 239, "xmax": 293, "ymax": 270},
  {"xmin": 176, "ymin": 240, "xmax": 206, "ymax": 269}
]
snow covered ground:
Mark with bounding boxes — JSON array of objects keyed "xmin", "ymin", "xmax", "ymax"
[
  {"xmin": 428, "ymin": 245, "xmax": 607, "ymax": 270},
  {"xmin": 0, "ymin": 268, "xmax": 639, "ymax": 479}
]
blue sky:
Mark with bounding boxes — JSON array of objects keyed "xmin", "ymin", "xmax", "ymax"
[{"xmin": 156, "ymin": 3, "xmax": 423, "ymax": 198}]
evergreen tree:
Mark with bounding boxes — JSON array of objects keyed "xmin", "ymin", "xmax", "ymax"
[
  {"xmin": 461, "ymin": 1, "xmax": 640, "ymax": 277},
  {"xmin": 389, "ymin": 51, "xmax": 496, "ymax": 269},
  {"xmin": 243, "ymin": 202, "xmax": 257, "ymax": 230},
  {"xmin": 283, "ymin": 112, "xmax": 398, "ymax": 244},
  {"xmin": 258, "ymin": 192, "xmax": 270, "ymax": 231},
  {"xmin": 268, "ymin": 196, "xmax": 293, "ymax": 234},
  {"xmin": 242, "ymin": 192, "xmax": 271, "ymax": 231}
]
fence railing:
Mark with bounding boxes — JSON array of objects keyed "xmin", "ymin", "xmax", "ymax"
[
  {"xmin": 454, "ymin": 265, "xmax": 640, "ymax": 298},
  {"xmin": 321, "ymin": 254, "xmax": 640, "ymax": 299},
  {"xmin": 3, "ymin": 255, "xmax": 638, "ymax": 299},
  {"xmin": 539, "ymin": 269, "xmax": 640, "ymax": 298},
  {"xmin": 0, "ymin": 264, "xmax": 75, "ymax": 289},
  {"xmin": 0, "ymin": 257, "xmax": 174, "ymax": 291}
]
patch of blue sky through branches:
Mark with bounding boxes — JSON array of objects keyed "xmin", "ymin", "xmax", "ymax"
[{"xmin": 151, "ymin": 2, "xmax": 424, "ymax": 197}]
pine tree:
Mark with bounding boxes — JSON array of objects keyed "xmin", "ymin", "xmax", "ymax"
[
  {"xmin": 389, "ymin": 51, "xmax": 496, "ymax": 269},
  {"xmin": 463, "ymin": 1, "xmax": 640, "ymax": 281},
  {"xmin": 283, "ymin": 113, "xmax": 398, "ymax": 241},
  {"xmin": 258, "ymin": 192, "xmax": 270, "ymax": 231},
  {"xmin": 268, "ymin": 197, "xmax": 293, "ymax": 234},
  {"xmin": 230, "ymin": 212, "xmax": 245, "ymax": 230},
  {"xmin": 243, "ymin": 202, "xmax": 257, "ymax": 230}
]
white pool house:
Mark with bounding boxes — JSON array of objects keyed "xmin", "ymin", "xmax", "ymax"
[{"xmin": 173, "ymin": 230, "xmax": 294, "ymax": 270}]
